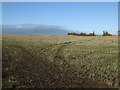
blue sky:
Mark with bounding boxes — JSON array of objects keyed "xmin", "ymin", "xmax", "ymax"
[{"xmin": 2, "ymin": 2, "xmax": 118, "ymax": 35}]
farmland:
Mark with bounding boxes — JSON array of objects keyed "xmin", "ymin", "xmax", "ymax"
[{"xmin": 2, "ymin": 35, "xmax": 119, "ymax": 88}]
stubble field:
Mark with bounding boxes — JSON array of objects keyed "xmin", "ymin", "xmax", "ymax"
[{"xmin": 2, "ymin": 35, "xmax": 119, "ymax": 88}]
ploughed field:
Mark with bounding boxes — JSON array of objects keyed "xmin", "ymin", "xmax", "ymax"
[{"xmin": 2, "ymin": 35, "xmax": 118, "ymax": 88}]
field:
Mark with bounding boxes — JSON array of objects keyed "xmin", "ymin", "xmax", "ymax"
[{"xmin": 2, "ymin": 35, "xmax": 119, "ymax": 88}]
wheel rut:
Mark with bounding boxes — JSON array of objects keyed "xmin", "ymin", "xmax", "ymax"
[{"xmin": 3, "ymin": 42, "xmax": 112, "ymax": 88}]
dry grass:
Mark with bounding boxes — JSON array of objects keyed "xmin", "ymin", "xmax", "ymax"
[{"xmin": 2, "ymin": 35, "xmax": 119, "ymax": 88}]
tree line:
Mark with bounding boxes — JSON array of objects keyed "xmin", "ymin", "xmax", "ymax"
[{"xmin": 68, "ymin": 31, "xmax": 113, "ymax": 36}]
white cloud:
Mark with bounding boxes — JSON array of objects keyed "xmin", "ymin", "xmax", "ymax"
[
  {"xmin": 2, "ymin": 24, "xmax": 70, "ymax": 35},
  {"xmin": 16, "ymin": 25, "xmax": 22, "ymax": 28}
]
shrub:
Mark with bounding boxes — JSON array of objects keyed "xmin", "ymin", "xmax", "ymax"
[{"xmin": 102, "ymin": 31, "xmax": 112, "ymax": 36}]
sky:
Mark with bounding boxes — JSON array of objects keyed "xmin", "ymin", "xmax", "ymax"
[{"xmin": 2, "ymin": 2, "xmax": 118, "ymax": 35}]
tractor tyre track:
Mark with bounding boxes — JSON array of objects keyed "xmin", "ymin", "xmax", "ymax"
[{"xmin": 3, "ymin": 44, "xmax": 112, "ymax": 88}]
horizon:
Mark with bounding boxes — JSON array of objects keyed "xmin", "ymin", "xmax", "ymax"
[
  {"xmin": 2, "ymin": 2, "xmax": 118, "ymax": 35},
  {"xmin": 2, "ymin": 24, "xmax": 118, "ymax": 35}
]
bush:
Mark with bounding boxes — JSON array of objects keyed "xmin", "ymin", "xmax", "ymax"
[
  {"xmin": 79, "ymin": 33, "xmax": 88, "ymax": 36},
  {"xmin": 68, "ymin": 33, "xmax": 79, "ymax": 36},
  {"xmin": 68, "ymin": 31, "xmax": 113, "ymax": 36},
  {"xmin": 68, "ymin": 32, "xmax": 96, "ymax": 36},
  {"xmin": 102, "ymin": 31, "xmax": 112, "ymax": 36},
  {"xmin": 88, "ymin": 32, "xmax": 96, "ymax": 36}
]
